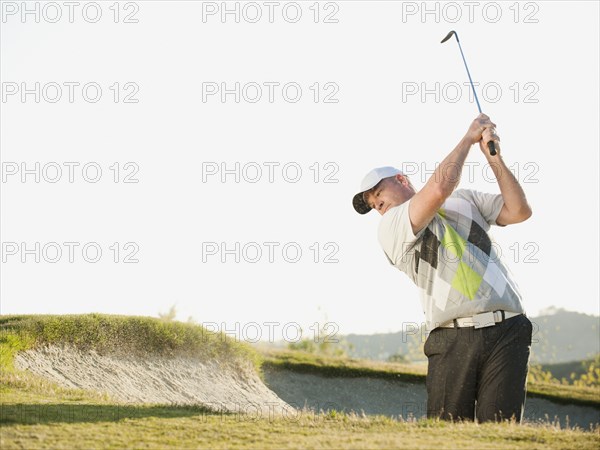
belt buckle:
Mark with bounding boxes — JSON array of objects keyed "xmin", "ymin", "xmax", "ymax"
[{"xmin": 473, "ymin": 311, "xmax": 496, "ymax": 329}]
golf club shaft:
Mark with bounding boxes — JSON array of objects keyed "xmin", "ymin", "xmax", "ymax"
[
  {"xmin": 456, "ymin": 40, "xmax": 482, "ymax": 114},
  {"xmin": 447, "ymin": 33, "xmax": 497, "ymax": 156}
]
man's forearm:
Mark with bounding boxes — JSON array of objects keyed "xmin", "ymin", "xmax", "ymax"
[
  {"xmin": 407, "ymin": 114, "xmax": 494, "ymax": 233},
  {"xmin": 426, "ymin": 136, "xmax": 473, "ymax": 199},
  {"xmin": 486, "ymin": 145, "xmax": 532, "ymax": 221}
]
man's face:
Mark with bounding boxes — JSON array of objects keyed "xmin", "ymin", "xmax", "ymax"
[{"xmin": 364, "ymin": 175, "xmax": 415, "ymax": 216}]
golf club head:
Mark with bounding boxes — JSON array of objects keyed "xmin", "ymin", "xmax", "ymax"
[{"xmin": 441, "ymin": 30, "xmax": 458, "ymax": 44}]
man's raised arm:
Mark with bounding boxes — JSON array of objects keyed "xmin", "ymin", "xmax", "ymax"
[
  {"xmin": 479, "ymin": 138, "xmax": 532, "ymax": 226},
  {"xmin": 408, "ymin": 113, "xmax": 496, "ymax": 234}
]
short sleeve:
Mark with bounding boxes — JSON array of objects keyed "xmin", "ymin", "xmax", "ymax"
[
  {"xmin": 378, "ymin": 199, "xmax": 424, "ymax": 266},
  {"xmin": 457, "ymin": 189, "xmax": 505, "ymax": 226}
]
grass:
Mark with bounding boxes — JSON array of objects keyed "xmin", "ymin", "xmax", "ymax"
[
  {"xmin": 260, "ymin": 348, "xmax": 427, "ymax": 383},
  {"xmin": 2, "ymin": 394, "xmax": 599, "ymax": 449},
  {"xmin": 0, "ymin": 314, "xmax": 261, "ymax": 373},
  {"xmin": 1, "ymin": 314, "xmax": 599, "ymax": 449}
]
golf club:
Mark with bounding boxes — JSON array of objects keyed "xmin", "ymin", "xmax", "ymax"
[{"xmin": 441, "ymin": 30, "xmax": 497, "ymax": 156}]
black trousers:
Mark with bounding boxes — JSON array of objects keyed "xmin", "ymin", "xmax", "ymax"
[{"xmin": 424, "ymin": 314, "xmax": 533, "ymax": 422}]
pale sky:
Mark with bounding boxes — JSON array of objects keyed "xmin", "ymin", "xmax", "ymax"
[{"xmin": 1, "ymin": 1, "xmax": 598, "ymax": 342}]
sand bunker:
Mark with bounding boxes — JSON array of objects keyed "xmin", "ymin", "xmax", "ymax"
[
  {"xmin": 263, "ymin": 368, "xmax": 600, "ymax": 428},
  {"xmin": 15, "ymin": 345, "xmax": 291, "ymax": 416}
]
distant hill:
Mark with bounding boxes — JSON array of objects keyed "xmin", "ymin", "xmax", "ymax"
[
  {"xmin": 343, "ymin": 308, "xmax": 599, "ymax": 364},
  {"xmin": 529, "ymin": 308, "xmax": 599, "ymax": 363}
]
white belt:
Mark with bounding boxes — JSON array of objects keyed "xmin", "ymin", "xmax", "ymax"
[{"xmin": 439, "ymin": 310, "xmax": 522, "ymax": 329}]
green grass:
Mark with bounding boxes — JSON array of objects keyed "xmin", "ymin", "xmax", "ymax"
[
  {"xmin": 260, "ymin": 348, "xmax": 427, "ymax": 383},
  {"xmin": 1, "ymin": 314, "xmax": 599, "ymax": 449},
  {"xmin": 0, "ymin": 314, "xmax": 261, "ymax": 373},
  {"xmin": 2, "ymin": 383, "xmax": 599, "ymax": 450}
]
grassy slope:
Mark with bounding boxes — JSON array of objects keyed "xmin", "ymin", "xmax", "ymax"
[
  {"xmin": 0, "ymin": 314, "xmax": 260, "ymax": 371},
  {"xmin": 1, "ymin": 314, "xmax": 599, "ymax": 449}
]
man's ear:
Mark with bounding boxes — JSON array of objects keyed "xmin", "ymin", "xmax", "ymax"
[{"xmin": 395, "ymin": 174, "xmax": 407, "ymax": 185}]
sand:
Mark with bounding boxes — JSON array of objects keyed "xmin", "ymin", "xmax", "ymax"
[
  {"xmin": 263, "ymin": 368, "xmax": 600, "ymax": 428},
  {"xmin": 14, "ymin": 345, "xmax": 292, "ymax": 417}
]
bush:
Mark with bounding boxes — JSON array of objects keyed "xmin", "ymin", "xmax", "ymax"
[{"xmin": 572, "ymin": 354, "xmax": 600, "ymax": 388}]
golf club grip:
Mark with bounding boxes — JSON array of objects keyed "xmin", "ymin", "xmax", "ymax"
[{"xmin": 487, "ymin": 141, "xmax": 497, "ymax": 156}]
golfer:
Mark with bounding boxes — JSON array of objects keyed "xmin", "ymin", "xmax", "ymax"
[{"xmin": 353, "ymin": 114, "xmax": 533, "ymax": 423}]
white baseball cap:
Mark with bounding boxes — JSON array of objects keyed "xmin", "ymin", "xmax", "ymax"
[{"xmin": 352, "ymin": 166, "xmax": 403, "ymax": 214}]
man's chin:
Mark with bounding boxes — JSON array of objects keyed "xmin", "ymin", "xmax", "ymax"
[{"xmin": 385, "ymin": 201, "xmax": 404, "ymax": 214}]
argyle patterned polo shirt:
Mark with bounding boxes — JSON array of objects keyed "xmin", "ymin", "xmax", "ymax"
[{"xmin": 378, "ymin": 189, "xmax": 525, "ymax": 331}]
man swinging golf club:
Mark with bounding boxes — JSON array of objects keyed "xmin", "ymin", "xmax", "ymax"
[{"xmin": 353, "ymin": 114, "xmax": 533, "ymax": 423}]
